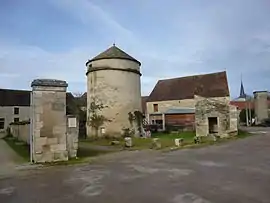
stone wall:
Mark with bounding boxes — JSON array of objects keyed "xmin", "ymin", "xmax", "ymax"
[
  {"xmin": 66, "ymin": 115, "xmax": 79, "ymax": 158},
  {"xmin": 10, "ymin": 122, "xmax": 30, "ymax": 144},
  {"xmin": 31, "ymin": 79, "xmax": 68, "ymax": 163},
  {"xmin": 254, "ymin": 91, "xmax": 269, "ymax": 124},
  {"xmin": 195, "ymin": 96, "xmax": 237, "ymax": 137},
  {"xmin": 86, "ymin": 59, "xmax": 142, "ymax": 137}
]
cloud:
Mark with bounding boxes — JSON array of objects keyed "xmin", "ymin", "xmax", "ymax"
[
  {"xmin": 0, "ymin": 43, "xmax": 91, "ymax": 92},
  {"xmin": 1, "ymin": 0, "xmax": 270, "ymax": 99}
]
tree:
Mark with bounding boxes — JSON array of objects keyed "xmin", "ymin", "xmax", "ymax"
[
  {"xmin": 127, "ymin": 110, "xmax": 144, "ymax": 136},
  {"xmin": 239, "ymin": 108, "xmax": 254, "ymax": 123},
  {"xmin": 87, "ymin": 98, "xmax": 110, "ymax": 137},
  {"xmin": 73, "ymin": 92, "xmax": 84, "ymax": 98}
]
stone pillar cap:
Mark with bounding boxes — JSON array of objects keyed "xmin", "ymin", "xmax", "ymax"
[{"xmin": 31, "ymin": 79, "xmax": 68, "ymax": 87}]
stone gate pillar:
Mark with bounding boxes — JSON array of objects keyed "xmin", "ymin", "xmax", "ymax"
[{"xmin": 30, "ymin": 79, "xmax": 68, "ymax": 163}]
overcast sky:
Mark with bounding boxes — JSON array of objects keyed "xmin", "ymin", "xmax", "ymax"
[{"xmin": 0, "ymin": 0, "xmax": 270, "ymax": 98}]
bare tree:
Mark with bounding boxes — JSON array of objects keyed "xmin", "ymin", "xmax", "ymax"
[
  {"xmin": 73, "ymin": 91, "xmax": 84, "ymax": 98},
  {"xmin": 87, "ymin": 97, "xmax": 111, "ymax": 137}
]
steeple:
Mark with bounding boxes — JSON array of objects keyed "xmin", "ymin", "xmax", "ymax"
[{"xmin": 239, "ymin": 80, "xmax": 246, "ymax": 98}]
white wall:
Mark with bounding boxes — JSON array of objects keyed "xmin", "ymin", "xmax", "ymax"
[
  {"xmin": 147, "ymin": 97, "xmax": 230, "ymax": 114},
  {"xmin": 0, "ymin": 106, "xmax": 30, "ymax": 138}
]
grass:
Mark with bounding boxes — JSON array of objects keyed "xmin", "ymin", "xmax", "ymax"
[
  {"xmin": 82, "ymin": 131, "xmax": 197, "ymax": 150},
  {"xmin": 2, "ymin": 130, "xmax": 252, "ymax": 166},
  {"xmin": 82, "ymin": 130, "xmax": 253, "ymax": 151},
  {"xmin": 237, "ymin": 129, "xmax": 252, "ymax": 138},
  {"xmin": 3, "ymin": 136, "xmax": 117, "ymax": 165},
  {"xmin": 3, "ymin": 137, "xmax": 30, "ymax": 162}
]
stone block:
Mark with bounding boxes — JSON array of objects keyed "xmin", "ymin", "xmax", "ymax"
[
  {"xmin": 35, "ymin": 106, "xmax": 43, "ymax": 114},
  {"xmin": 35, "ymin": 137, "xmax": 47, "ymax": 146},
  {"xmin": 151, "ymin": 138, "xmax": 161, "ymax": 149},
  {"xmin": 33, "ymin": 154, "xmax": 43, "ymax": 162},
  {"xmin": 53, "ymin": 125, "xmax": 66, "ymax": 135},
  {"xmin": 54, "ymin": 151, "xmax": 68, "ymax": 161},
  {"xmin": 47, "ymin": 138, "xmax": 58, "ymax": 145},
  {"xmin": 34, "ymin": 152, "xmax": 54, "ymax": 163},
  {"xmin": 35, "ymin": 121, "xmax": 43, "ymax": 129},
  {"xmin": 69, "ymin": 150, "xmax": 77, "ymax": 158},
  {"xmin": 50, "ymin": 144, "xmax": 67, "ymax": 152},
  {"xmin": 73, "ymin": 142, "xmax": 78, "ymax": 149},
  {"xmin": 35, "ymin": 113, "xmax": 41, "ymax": 122},
  {"xmin": 124, "ymin": 137, "xmax": 132, "ymax": 147},
  {"xmin": 33, "ymin": 129, "xmax": 41, "ymax": 137},
  {"xmin": 175, "ymin": 138, "xmax": 184, "ymax": 147},
  {"xmin": 42, "ymin": 152, "xmax": 54, "ymax": 162},
  {"xmin": 58, "ymin": 136, "xmax": 67, "ymax": 145}
]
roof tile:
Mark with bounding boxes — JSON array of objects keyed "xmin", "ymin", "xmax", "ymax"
[{"xmin": 148, "ymin": 71, "xmax": 229, "ymax": 102}]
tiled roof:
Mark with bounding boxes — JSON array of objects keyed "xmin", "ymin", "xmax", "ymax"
[
  {"xmin": 0, "ymin": 89, "xmax": 30, "ymax": 106},
  {"xmin": 87, "ymin": 45, "xmax": 141, "ymax": 65},
  {"xmin": 0, "ymin": 89, "xmax": 79, "ymax": 114},
  {"xmin": 148, "ymin": 71, "xmax": 230, "ymax": 102}
]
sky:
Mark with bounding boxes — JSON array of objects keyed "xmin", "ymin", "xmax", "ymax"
[{"xmin": 0, "ymin": 0, "xmax": 270, "ymax": 98}]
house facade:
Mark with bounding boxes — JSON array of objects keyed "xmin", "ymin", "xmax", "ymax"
[
  {"xmin": 0, "ymin": 88, "xmax": 78, "ymax": 138},
  {"xmin": 0, "ymin": 89, "xmax": 31, "ymax": 138},
  {"xmin": 145, "ymin": 71, "xmax": 230, "ymax": 131}
]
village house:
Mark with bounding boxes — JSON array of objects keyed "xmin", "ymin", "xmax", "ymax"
[
  {"xmin": 145, "ymin": 71, "xmax": 230, "ymax": 131},
  {"xmin": 0, "ymin": 88, "xmax": 78, "ymax": 138}
]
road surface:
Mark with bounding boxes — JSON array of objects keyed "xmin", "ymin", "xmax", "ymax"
[{"xmin": 1, "ymin": 128, "xmax": 270, "ymax": 203}]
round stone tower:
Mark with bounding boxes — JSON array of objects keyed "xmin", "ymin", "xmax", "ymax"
[{"xmin": 86, "ymin": 45, "xmax": 142, "ymax": 137}]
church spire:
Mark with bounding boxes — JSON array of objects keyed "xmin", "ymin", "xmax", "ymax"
[{"xmin": 239, "ymin": 74, "xmax": 246, "ymax": 98}]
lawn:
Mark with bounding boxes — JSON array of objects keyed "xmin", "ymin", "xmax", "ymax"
[
  {"xmin": 4, "ymin": 137, "xmax": 30, "ymax": 162},
  {"xmin": 82, "ymin": 130, "xmax": 252, "ymax": 150},
  {"xmin": 82, "ymin": 131, "xmax": 197, "ymax": 150},
  {"xmin": 3, "ymin": 130, "xmax": 252, "ymax": 165}
]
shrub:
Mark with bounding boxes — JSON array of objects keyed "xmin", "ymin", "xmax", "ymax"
[{"xmin": 122, "ymin": 127, "xmax": 135, "ymax": 137}]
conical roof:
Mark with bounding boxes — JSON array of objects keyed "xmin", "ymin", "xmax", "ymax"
[{"xmin": 87, "ymin": 45, "xmax": 141, "ymax": 65}]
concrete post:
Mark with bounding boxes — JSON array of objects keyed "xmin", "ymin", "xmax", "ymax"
[
  {"xmin": 253, "ymin": 91, "xmax": 269, "ymax": 125},
  {"xmin": 31, "ymin": 79, "xmax": 68, "ymax": 163}
]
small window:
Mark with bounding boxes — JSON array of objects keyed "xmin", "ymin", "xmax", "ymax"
[
  {"xmin": 153, "ymin": 104, "xmax": 158, "ymax": 112},
  {"xmin": 14, "ymin": 107, "xmax": 19, "ymax": 115},
  {"xmin": 0, "ymin": 118, "xmax": 5, "ymax": 129},
  {"xmin": 14, "ymin": 117, "xmax": 19, "ymax": 123}
]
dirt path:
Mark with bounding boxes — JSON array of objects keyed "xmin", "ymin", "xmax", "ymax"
[{"xmin": 0, "ymin": 139, "xmax": 24, "ymax": 178}]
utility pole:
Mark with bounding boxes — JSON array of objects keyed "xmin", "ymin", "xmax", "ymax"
[
  {"xmin": 248, "ymin": 98, "xmax": 252, "ymax": 125},
  {"xmin": 245, "ymin": 97, "xmax": 249, "ymax": 126}
]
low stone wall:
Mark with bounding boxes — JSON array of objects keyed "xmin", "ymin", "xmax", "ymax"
[
  {"xmin": 10, "ymin": 121, "xmax": 30, "ymax": 144},
  {"xmin": 0, "ymin": 130, "xmax": 6, "ymax": 139}
]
